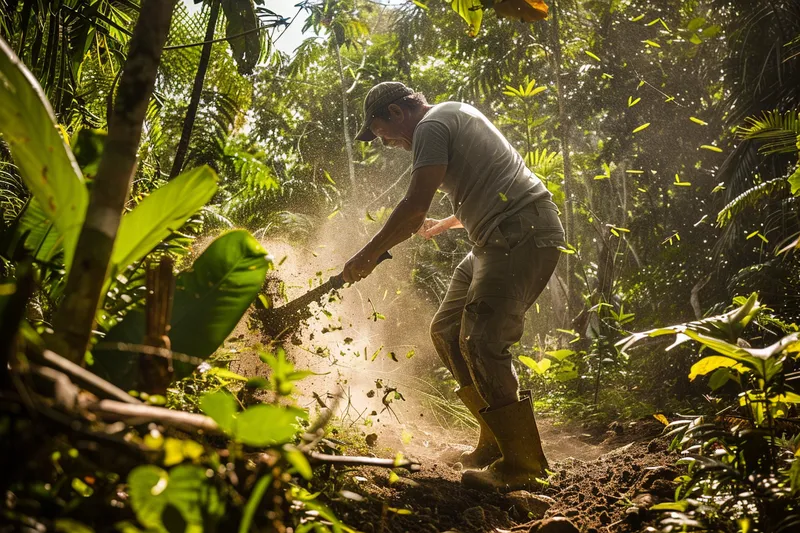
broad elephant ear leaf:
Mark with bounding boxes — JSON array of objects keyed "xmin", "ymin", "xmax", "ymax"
[
  {"xmin": 93, "ymin": 230, "xmax": 271, "ymax": 388},
  {"xmin": 112, "ymin": 166, "xmax": 218, "ymax": 274},
  {"xmin": 0, "ymin": 37, "xmax": 87, "ymax": 271}
]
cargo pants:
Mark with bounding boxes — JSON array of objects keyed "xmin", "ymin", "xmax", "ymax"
[{"xmin": 430, "ymin": 199, "xmax": 565, "ymax": 407}]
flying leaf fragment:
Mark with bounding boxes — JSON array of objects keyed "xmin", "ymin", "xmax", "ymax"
[
  {"xmin": 633, "ymin": 123, "xmax": 651, "ymax": 133},
  {"xmin": 653, "ymin": 414, "xmax": 669, "ymax": 425},
  {"xmin": 498, "ymin": 192, "xmax": 508, "ymax": 201},
  {"xmin": 690, "ymin": 116, "xmax": 708, "ymax": 126},
  {"xmin": 585, "ymin": 50, "xmax": 601, "ymax": 61},
  {"xmin": 630, "ymin": 14, "xmax": 645, "ymax": 22},
  {"xmin": 628, "ymin": 96, "xmax": 641, "ymax": 107},
  {"xmin": 673, "ymin": 174, "xmax": 691, "ymax": 187},
  {"xmin": 626, "ymin": 169, "xmax": 644, "ymax": 174},
  {"xmin": 700, "ymin": 144, "xmax": 723, "ymax": 153},
  {"xmin": 642, "ymin": 40, "xmax": 661, "ymax": 48}
]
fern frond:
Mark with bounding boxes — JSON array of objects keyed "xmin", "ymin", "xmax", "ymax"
[
  {"xmin": 737, "ymin": 110, "xmax": 800, "ymax": 155},
  {"xmin": 716, "ymin": 177, "xmax": 789, "ymax": 227}
]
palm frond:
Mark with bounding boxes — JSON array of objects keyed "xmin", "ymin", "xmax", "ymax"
[
  {"xmin": 527, "ymin": 148, "xmax": 564, "ymax": 182},
  {"xmin": 737, "ymin": 110, "xmax": 800, "ymax": 155},
  {"xmin": 717, "ymin": 177, "xmax": 790, "ymax": 227}
]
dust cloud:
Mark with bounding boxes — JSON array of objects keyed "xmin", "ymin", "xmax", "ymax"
[{"xmin": 228, "ymin": 208, "xmax": 609, "ymax": 463}]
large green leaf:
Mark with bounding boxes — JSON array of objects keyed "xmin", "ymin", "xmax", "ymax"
[
  {"xmin": 199, "ymin": 391, "xmax": 307, "ymax": 447},
  {"xmin": 169, "ymin": 230, "xmax": 270, "ymax": 369},
  {"xmin": 688, "ymin": 356, "xmax": 742, "ymax": 381},
  {"xmin": 0, "ymin": 37, "xmax": 87, "ymax": 270},
  {"xmin": 112, "ymin": 166, "xmax": 218, "ymax": 273},
  {"xmin": 93, "ymin": 230, "xmax": 271, "ymax": 387},
  {"xmin": 236, "ymin": 404, "xmax": 304, "ymax": 446},
  {"xmin": 127, "ymin": 464, "xmax": 224, "ymax": 533}
]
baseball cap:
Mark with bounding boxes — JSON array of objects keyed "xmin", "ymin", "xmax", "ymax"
[{"xmin": 355, "ymin": 81, "xmax": 415, "ymax": 142}]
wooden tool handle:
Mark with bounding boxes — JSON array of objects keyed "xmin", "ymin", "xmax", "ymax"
[{"xmin": 330, "ymin": 250, "xmax": 392, "ymax": 289}]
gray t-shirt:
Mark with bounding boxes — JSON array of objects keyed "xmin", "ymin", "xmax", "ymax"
[{"xmin": 412, "ymin": 102, "xmax": 551, "ymax": 246}]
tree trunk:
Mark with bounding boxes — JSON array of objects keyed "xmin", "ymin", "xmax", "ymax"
[
  {"xmin": 50, "ymin": 0, "xmax": 177, "ymax": 363},
  {"xmin": 550, "ymin": 0, "xmax": 577, "ymax": 323},
  {"xmin": 169, "ymin": 0, "xmax": 221, "ymax": 179},
  {"xmin": 334, "ymin": 43, "xmax": 357, "ymax": 190}
]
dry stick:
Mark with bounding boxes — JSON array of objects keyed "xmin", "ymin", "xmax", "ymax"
[
  {"xmin": 309, "ymin": 452, "xmax": 421, "ymax": 472},
  {"xmin": 38, "ymin": 349, "xmax": 140, "ymax": 405},
  {"xmin": 84, "ymin": 398, "xmax": 223, "ymax": 434},
  {"xmin": 50, "ymin": 0, "xmax": 177, "ymax": 363}
]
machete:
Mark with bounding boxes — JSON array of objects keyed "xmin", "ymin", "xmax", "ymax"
[{"xmin": 254, "ymin": 251, "xmax": 392, "ymax": 336}]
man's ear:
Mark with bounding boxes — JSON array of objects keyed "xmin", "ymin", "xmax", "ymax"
[{"xmin": 387, "ymin": 103, "xmax": 405, "ymax": 123}]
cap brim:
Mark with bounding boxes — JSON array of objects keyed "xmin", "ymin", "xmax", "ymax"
[{"xmin": 355, "ymin": 121, "xmax": 376, "ymax": 142}]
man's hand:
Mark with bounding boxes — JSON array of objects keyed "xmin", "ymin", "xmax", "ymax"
[
  {"xmin": 341, "ymin": 248, "xmax": 380, "ymax": 284},
  {"xmin": 416, "ymin": 218, "xmax": 441, "ymax": 237},
  {"xmin": 418, "ymin": 215, "xmax": 463, "ymax": 239}
]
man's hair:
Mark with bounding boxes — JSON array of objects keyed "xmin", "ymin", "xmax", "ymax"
[{"xmin": 372, "ymin": 92, "xmax": 427, "ymax": 121}]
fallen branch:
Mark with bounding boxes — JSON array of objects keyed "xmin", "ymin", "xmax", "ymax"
[
  {"xmin": 83, "ymin": 398, "xmax": 222, "ymax": 434},
  {"xmin": 38, "ymin": 349, "xmax": 140, "ymax": 405},
  {"xmin": 309, "ymin": 451, "xmax": 421, "ymax": 472}
]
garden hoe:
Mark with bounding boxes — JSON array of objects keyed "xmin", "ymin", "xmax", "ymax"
[{"xmin": 253, "ymin": 251, "xmax": 392, "ymax": 338}]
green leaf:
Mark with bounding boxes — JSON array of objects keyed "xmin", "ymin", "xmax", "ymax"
[
  {"xmin": 220, "ymin": 0, "xmax": 262, "ymax": 75},
  {"xmin": 0, "ymin": 37, "xmax": 87, "ymax": 270},
  {"xmin": 127, "ymin": 465, "xmax": 224, "ymax": 533},
  {"xmin": 688, "ymin": 356, "xmax": 740, "ymax": 381},
  {"xmin": 774, "ymin": 392, "xmax": 800, "ymax": 404},
  {"xmin": 519, "ymin": 355, "xmax": 551, "ymax": 375},
  {"xmin": 238, "ymin": 475, "xmax": 272, "ymax": 533},
  {"xmin": 284, "ymin": 446, "xmax": 313, "ymax": 480},
  {"xmin": 788, "ymin": 165, "xmax": 800, "ymax": 196},
  {"xmin": 93, "ymin": 231, "xmax": 271, "ymax": 387},
  {"xmin": 450, "ymin": 0, "xmax": 483, "ymax": 36},
  {"xmin": 687, "ymin": 17, "xmax": 706, "ymax": 32},
  {"xmin": 235, "ymin": 405, "xmax": 305, "ymax": 446},
  {"xmin": 545, "ymin": 349, "xmax": 576, "ymax": 361},
  {"xmin": 200, "ymin": 391, "xmax": 238, "ymax": 434},
  {"xmin": 708, "ymin": 367, "xmax": 734, "ymax": 390},
  {"xmin": 633, "ymin": 123, "xmax": 651, "ymax": 133},
  {"xmin": 18, "ymin": 198, "xmax": 62, "ymax": 262},
  {"xmin": 112, "ymin": 166, "xmax": 218, "ymax": 273},
  {"xmin": 206, "ymin": 367, "xmax": 248, "ymax": 382},
  {"xmin": 585, "ymin": 50, "xmax": 601, "ymax": 61},
  {"xmin": 650, "ymin": 501, "xmax": 689, "ymax": 512},
  {"xmin": 700, "ymin": 144, "xmax": 723, "ymax": 152}
]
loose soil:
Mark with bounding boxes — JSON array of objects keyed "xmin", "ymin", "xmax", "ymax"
[{"xmin": 315, "ymin": 418, "xmax": 676, "ymax": 533}]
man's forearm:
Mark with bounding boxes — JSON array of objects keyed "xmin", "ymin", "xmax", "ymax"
[{"xmin": 364, "ymin": 198, "xmax": 427, "ymax": 257}]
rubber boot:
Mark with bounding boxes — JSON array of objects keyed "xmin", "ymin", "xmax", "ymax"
[
  {"xmin": 461, "ymin": 393, "xmax": 549, "ymax": 492},
  {"xmin": 456, "ymin": 385, "xmax": 501, "ymax": 469}
]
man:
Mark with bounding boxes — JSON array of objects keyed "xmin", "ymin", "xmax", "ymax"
[{"xmin": 341, "ymin": 81, "xmax": 565, "ymax": 492}]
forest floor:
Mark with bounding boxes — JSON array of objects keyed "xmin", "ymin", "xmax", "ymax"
[
  {"xmin": 228, "ymin": 330, "xmax": 678, "ymax": 533},
  {"xmin": 317, "ymin": 416, "xmax": 676, "ymax": 533}
]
